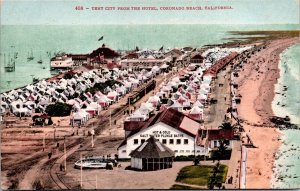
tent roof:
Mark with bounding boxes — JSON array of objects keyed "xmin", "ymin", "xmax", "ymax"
[
  {"xmin": 190, "ymin": 106, "xmax": 203, "ymax": 114},
  {"xmin": 130, "ymin": 136, "xmax": 175, "ymax": 158}
]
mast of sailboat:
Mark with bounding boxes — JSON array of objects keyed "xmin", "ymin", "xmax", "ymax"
[{"xmin": 8, "ymin": 53, "xmax": 10, "ymax": 66}]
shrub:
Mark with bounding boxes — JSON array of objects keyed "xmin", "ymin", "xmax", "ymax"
[
  {"xmin": 63, "ymin": 73, "xmax": 73, "ymax": 79},
  {"xmin": 45, "ymin": 103, "xmax": 72, "ymax": 116}
]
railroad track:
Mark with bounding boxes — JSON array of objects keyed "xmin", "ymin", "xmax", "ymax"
[
  {"xmin": 49, "ymin": 145, "xmax": 81, "ymax": 189},
  {"xmin": 48, "ymin": 77, "xmax": 163, "ymax": 189},
  {"xmin": 49, "ymin": 105, "xmax": 128, "ymax": 189}
]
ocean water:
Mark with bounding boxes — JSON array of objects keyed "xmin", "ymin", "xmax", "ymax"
[
  {"xmin": 271, "ymin": 44, "xmax": 300, "ymax": 188},
  {"xmin": 0, "ymin": 24, "xmax": 298, "ymax": 93}
]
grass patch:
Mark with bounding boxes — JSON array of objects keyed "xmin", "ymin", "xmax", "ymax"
[
  {"xmin": 170, "ymin": 184, "xmax": 200, "ymax": 190},
  {"xmin": 176, "ymin": 165, "xmax": 228, "ymax": 186}
]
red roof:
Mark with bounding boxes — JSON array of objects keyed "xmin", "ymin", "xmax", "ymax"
[
  {"xmin": 107, "ymin": 62, "xmax": 120, "ymax": 70},
  {"xmin": 204, "ymin": 52, "xmax": 238, "ymax": 77},
  {"xmin": 198, "ymin": 129, "xmax": 234, "ymax": 141},
  {"xmin": 124, "ymin": 121, "xmax": 148, "ymax": 131},
  {"xmin": 124, "ymin": 108, "xmax": 200, "ymax": 138},
  {"xmin": 191, "ymin": 54, "xmax": 204, "ymax": 60},
  {"xmin": 124, "ymin": 52, "xmax": 139, "ymax": 59},
  {"xmin": 89, "ymin": 46, "xmax": 120, "ymax": 59}
]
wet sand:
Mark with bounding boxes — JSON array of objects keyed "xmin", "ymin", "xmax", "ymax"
[{"xmin": 236, "ymin": 37, "xmax": 300, "ymax": 188}]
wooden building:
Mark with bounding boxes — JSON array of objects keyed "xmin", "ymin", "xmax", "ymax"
[
  {"xmin": 89, "ymin": 44, "xmax": 120, "ymax": 64},
  {"xmin": 190, "ymin": 53, "xmax": 204, "ymax": 64},
  {"xmin": 130, "ymin": 136, "xmax": 175, "ymax": 171},
  {"xmin": 118, "ymin": 108, "xmax": 209, "ymax": 159}
]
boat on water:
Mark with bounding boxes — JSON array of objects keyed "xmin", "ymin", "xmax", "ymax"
[
  {"xmin": 74, "ymin": 157, "xmax": 118, "ymax": 169},
  {"xmin": 27, "ymin": 49, "xmax": 34, "ymax": 61},
  {"xmin": 38, "ymin": 53, "xmax": 43, "ymax": 64},
  {"xmin": 32, "ymin": 77, "xmax": 39, "ymax": 83},
  {"xmin": 4, "ymin": 54, "xmax": 15, "ymax": 72}
]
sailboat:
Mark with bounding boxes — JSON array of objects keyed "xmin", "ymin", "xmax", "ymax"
[
  {"xmin": 4, "ymin": 54, "xmax": 15, "ymax": 72},
  {"xmin": 37, "ymin": 53, "xmax": 43, "ymax": 64},
  {"xmin": 27, "ymin": 49, "xmax": 34, "ymax": 61}
]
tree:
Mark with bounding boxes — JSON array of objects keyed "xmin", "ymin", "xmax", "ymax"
[
  {"xmin": 45, "ymin": 103, "xmax": 72, "ymax": 117},
  {"xmin": 48, "ymin": 117, "xmax": 53, "ymax": 125},
  {"xmin": 207, "ymin": 162, "xmax": 221, "ymax": 189},
  {"xmin": 63, "ymin": 73, "xmax": 73, "ymax": 79},
  {"xmin": 219, "ymin": 121, "xmax": 233, "ymax": 130},
  {"xmin": 217, "ymin": 139, "xmax": 227, "ymax": 161}
]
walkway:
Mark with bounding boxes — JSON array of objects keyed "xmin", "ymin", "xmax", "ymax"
[
  {"xmin": 204, "ymin": 66, "xmax": 232, "ymax": 129},
  {"xmin": 223, "ymin": 140, "xmax": 242, "ymax": 189}
]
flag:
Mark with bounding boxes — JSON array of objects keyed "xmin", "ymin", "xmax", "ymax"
[
  {"xmin": 98, "ymin": 36, "xmax": 104, "ymax": 41},
  {"xmin": 159, "ymin": 46, "xmax": 164, "ymax": 51}
]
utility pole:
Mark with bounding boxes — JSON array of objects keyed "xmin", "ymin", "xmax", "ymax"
[
  {"xmin": 43, "ymin": 133, "xmax": 46, "ymax": 151},
  {"xmin": 80, "ymin": 153, "xmax": 83, "ymax": 188},
  {"xmin": 95, "ymin": 174, "xmax": 98, "ymax": 189},
  {"xmin": 128, "ymin": 98, "xmax": 131, "ymax": 115},
  {"xmin": 91, "ymin": 129, "xmax": 95, "ymax": 148},
  {"xmin": 109, "ymin": 110, "xmax": 112, "ymax": 137},
  {"xmin": 64, "ymin": 136, "xmax": 67, "ymax": 172},
  {"xmin": 53, "ymin": 127, "xmax": 56, "ymax": 142}
]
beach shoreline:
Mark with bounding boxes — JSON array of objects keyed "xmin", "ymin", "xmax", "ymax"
[{"xmin": 236, "ymin": 37, "xmax": 299, "ymax": 188}]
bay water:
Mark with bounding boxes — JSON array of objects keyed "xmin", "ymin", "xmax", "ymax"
[{"xmin": 0, "ymin": 24, "xmax": 298, "ymax": 92}]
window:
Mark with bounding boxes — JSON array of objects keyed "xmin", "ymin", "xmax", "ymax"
[
  {"xmin": 141, "ymin": 139, "xmax": 145, "ymax": 144},
  {"xmin": 184, "ymin": 139, "xmax": 188, "ymax": 145},
  {"xmin": 122, "ymin": 150, "xmax": 126, "ymax": 153},
  {"xmin": 176, "ymin": 139, "xmax": 181, "ymax": 145},
  {"xmin": 180, "ymin": 150, "xmax": 184, "ymax": 153},
  {"xmin": 162, "ymin": 139, "xmax": 167, "ymax": 144},
  {"xmin": 169, "ymin": 139, "xmax": 174, "ymax": 144},
  {"xmin": 174, "ymin": 150, "xmax": 178, "ymax": 153},
  {"xmin": 197, "ymin": 150, "xmax": 201, "ymax": 153},
  {"xmin": 134, "ymin": 139, "xmax": 138, "ymax": 145},
  {"xmin": 186, "ymin": 150, "xmax": 190, "ymax": 153},
  {"xmin": 214, "ymin": 140, "xmax": 218, "ymax": 148}
]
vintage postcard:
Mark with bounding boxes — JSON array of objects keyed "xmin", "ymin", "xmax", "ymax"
[{"xmin": 0, "ymin": 0, "xmax": 299, "ymax": 189}]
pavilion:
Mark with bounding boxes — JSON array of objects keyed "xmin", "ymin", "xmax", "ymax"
[{"xmin": 129, "ymin": 136, "xmax": 174, "ymax": 171}]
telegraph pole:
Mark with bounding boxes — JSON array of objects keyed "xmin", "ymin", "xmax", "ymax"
[
  {"xmin": 80, "ymin": 153, "xmax": 83, "ymax": 188},
  {"xmin": 64, "ymin": 136, "xmax": 67, "ymax": 172},
  {"xmin": 91, "ymin": 129, "xmax": 95, "ymax": 147},
  {"xmin": 95, "ymin": 174, "xmax": 98, "ymax": 189}
]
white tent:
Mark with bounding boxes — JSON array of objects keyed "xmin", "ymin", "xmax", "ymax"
[
  {"xmin": 190, "ymin": 105, "xmax": 203, "ymax": 115},
  {"xmin": 198, "ymin": 94, "xmax": 208, "ymax": 103},
  {"xmin": 140, "ymin": 102, "xmax": 154, "ymax": 113},
  {"xmin": 72, "ymin": 110, "xmax": 90, "ymax": 125},
  {"xmin": 107, "ymin": 91, "xmax": 118, "ymax": 101},
  {"xmin": 126, "ymin": 110, "xmax": 148, "ymax": 121},
  {"xmin": 147, "ymin": 95, "xmax": 160, "ymax": 107},
  {"xmin": 193, "ymin": 100, "xmax": 204, "ymax": 108}
]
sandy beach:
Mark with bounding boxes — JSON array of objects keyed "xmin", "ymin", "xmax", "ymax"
[{"xmin": 236, "ymin": 37, "xmax": 300, "ymax": 188}]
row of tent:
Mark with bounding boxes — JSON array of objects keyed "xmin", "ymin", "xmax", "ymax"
[{"xmin": 124, "ymin": 45, "xmax": 253, "ymax": 122}]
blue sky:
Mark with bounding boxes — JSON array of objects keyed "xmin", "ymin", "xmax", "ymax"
[{"xmin": 1, "ymin": 0, "xmax": 299, "ymax": 25}]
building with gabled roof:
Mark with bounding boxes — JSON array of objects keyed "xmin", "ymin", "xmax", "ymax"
[{"xmin": 118, "ymin": 108, "xmax": 208, "ymax": 158}]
